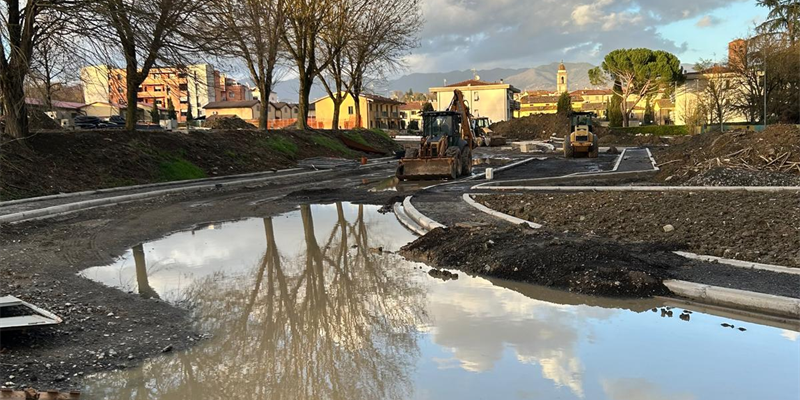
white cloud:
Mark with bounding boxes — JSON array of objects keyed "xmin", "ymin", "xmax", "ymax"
[
  {"xmin": 696, "ymin": 15, "xmax": 720, "ymax": 28},
  {"xmin": 407, "ymin": 0, "xmax": 746, "ymax": 72}
]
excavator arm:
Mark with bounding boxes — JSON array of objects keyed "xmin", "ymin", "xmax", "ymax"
[{"xmin": 446, "ymin": 89, "xmax": 475, "ymax": 150}]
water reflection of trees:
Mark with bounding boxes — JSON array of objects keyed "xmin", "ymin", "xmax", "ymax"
[{"xmin": 86, "ymin": 203, "xmax": 428, "ymax": 400}]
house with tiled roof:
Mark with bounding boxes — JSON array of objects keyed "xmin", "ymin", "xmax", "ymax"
[
  {"xmin": 312, "ymin": 92, "xmax": 404, "ymax": 130},
  {"xmin": 429, "ymin": 78, "xmax": 520, "ymax": 123}
]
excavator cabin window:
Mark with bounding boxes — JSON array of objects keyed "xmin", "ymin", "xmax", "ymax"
[{"xmin": 424, "ymin": 114, "xmax": 458, "ymax": 138}]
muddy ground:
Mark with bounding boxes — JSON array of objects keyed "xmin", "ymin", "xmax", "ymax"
[
  {"xmin": 400, "ymin": 224, "xmax": 680, "ymax": 297},
  {"xmin": 0, "ymin": 128, "xmax": 400, "ymax": 200},
  {"xmin": 0, "ymin": 165, "xmax": 401, "ymax": 391},
  {"xmin": 478, "ymin": 191, "xmax": 800, "ymax": 268}
]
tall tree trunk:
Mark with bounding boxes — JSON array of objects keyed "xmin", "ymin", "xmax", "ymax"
[
  {"xmin": 1, "ymin": 74, "xmax": 28, "ymax": 138},
  {"xmin": 258, "ymin": 80, "xmax": 270, "ymax": 131},
  {"xmin": 295, "ymin": 70, "xmax": 313, "ymax": 130},
  {"xmin": 620, "ymin": 100, "xmax": 629, "ymax": 127},
  {"xmin": 125, "ymin": 66, "xmax": 141, "ymax": 132},
  {"xmin": 351, "ymin": 89, "xmax": 362, "ymax": 128},
  {"xmin": 331, "ymin": 97, "xmax": 341, "ymax": 131}
]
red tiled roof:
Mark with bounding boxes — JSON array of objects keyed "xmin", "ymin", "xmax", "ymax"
[
  {"xmin": 570, "ymin": 89, "xmax": 613, "ymax": 96},
  {"xmin": 26, "ymin": 98, "xmax": 85, "ymax": 110},
  {"xmin": 399, "ymin": 101, "xmax": 426, "ymax": 111},
  {"xmin": 446, "ymin": 79, "xmax": 496, "ymax": 88},
  {"xmin": 521, "ymin": 95, "xmax": 559, "ymax": 104},
  {"xmin": 362, "ymin": 93, "xmax": 404, "ymax": 105}
]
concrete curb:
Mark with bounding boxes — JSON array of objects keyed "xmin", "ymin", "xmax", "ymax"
[
  {"xmin": 0, "ymin": 157, "xmax": 396, "ymax": 207},
  {"xmin": 664, "ymin": 280, "xmax": 800, "ymax": 319},
  {"xmin": 674, "ymin": 251, "xmax": 800, "ymax": 275},
  {"xmin": 645, "ymin": 148, "xmax": 660, "ymax": 171},
  {"xmin": 393, "ymin": 202, "xmax": 427, "ymax": 236},
  {"xmin": 461, "ymin": 193, "xmax": 542, "ymax": 228},
  {"xmin": 1, "ymin": 163, "xmax": 391, "ymax": 224},
  {"xmin": 402, "ymin": 197, "xmax": 445, "ymax": 231},
  {"xmin": 611, "ymin": 148, "xmax": 627, "ymax": 172},
  {"xmin": 0, "ymin": 168, "xmax": 300, "ymax": 207},
  {"xmin": 464, "ymin": 156, "xmax": 540, "ymax": 181},
  {"xmin": 473, "ymin": 169, "xmax": 659, "ymax": 190},
  {"xmin": 472, "ymin": 185, "xmax": 800, "ymax": 193}
]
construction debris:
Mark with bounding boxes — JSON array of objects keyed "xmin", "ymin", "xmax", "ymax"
[
  {"xmin": 298, "ymin": 157, "xmax": 359, "ymax": 170},
  {"xmin": 0, "ymin": 296, "xmax": 62, "ymax": 331},
  {"xmin": 489, "ymin": 114, "xmax": 569, "ymax": 140},
  {"xmin": 654, "ymin": 125, "xmax": 800, "ymax": 183},
  {"xmin": 204, "ymin": 115, "xmax": 256, "ymax": 130}
]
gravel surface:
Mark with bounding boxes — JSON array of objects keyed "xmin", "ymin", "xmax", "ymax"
[
  {"xmin": 682, "ymin": 167, "xmax": 800, "ymax": 186},
  {"xmin": 479, "ymin": 192, "xmax": 800, "ymax": 268}
]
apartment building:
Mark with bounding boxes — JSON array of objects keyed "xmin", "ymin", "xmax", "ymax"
[{"xmin": 81, "ymin": 64, "xmax": 250, "ymax": 122}]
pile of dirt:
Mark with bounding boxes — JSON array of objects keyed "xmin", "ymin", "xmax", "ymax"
[
  {"xmin": 479, "ymin": 192, "xmax": 800, "ymax": 267},
  {"xmin": 490, "ymin": 114, "xmax": 569, "ymax": 140},
  {"xmin": 400, "ymin": 225, "xmax": 681, "ymax": 297},
  {"xmin": 653, "ymin": 125, "xmax": 800, "ymax": 183},
  {"xmin": 0, "ymin": 128, "xmax": 401, "ymax": 200},
  {"xmin": 683, "ymin": 167, "xmax": 800, "ymax": 186},
  {"xmin": 204, "ymin": 115, "xmax": 256, "ymax": 130}
]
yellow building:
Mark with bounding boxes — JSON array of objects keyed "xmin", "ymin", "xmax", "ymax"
[
  {"xmin": 204, "ymin": 100, "xmax": 261, "ymax": 122},
  {"xmin": 313, "ymin": 93, "xmax": 403, "ymax": 130}
]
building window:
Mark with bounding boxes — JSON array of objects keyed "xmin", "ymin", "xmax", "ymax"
[
  {"xmin": 473, "ymin": 93, "xmax": 479, "ymax": 101},
  {"xmin": 154, "ymin": 86, "xmax": 162, "ymax": 92},
  {"xmin": 179, "ymin": 83, "xmax": 188, "ymax": 91},
  {"xmin": 348, "ymin": 106, "xmax": 354, "ymax": 115},
  {"xmin": 229, "ymin": 91, "xmax": 234, "ymax": 98}
]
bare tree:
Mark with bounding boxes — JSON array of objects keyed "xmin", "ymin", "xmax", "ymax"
[
  {"xmin": 694, "ymin": 60, "xmax": 738, "ymax": 130},
  {"xmin": 205, "ymin": 0, "xmax": 286, "ymax": 131},
  {"xmin": 0, "ymin": 1, "xmax": 78, "ymax": 138},
  {"xmin": 345, "ymin": 0, "xmax": 422, "ymax": 128},
  {"xmin": 86, "ymin": 0, "xmax": 211, "ymax": 131},
  {"xmin": 27, "ymin": 15, "xmax": 83, "ymax": 109},
  {"xmin": 281, "ymin": 0, "xmax": 340, "ymax": 129}
]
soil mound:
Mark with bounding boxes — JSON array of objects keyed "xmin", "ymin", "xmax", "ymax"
[
  {"xmin": 598, "ymin": 132, "xmax": 670, "ymax": 146},
  {"xmin": 205, "ymin": 115, "xmax": 256, "ymax": 130},
  {"xmin": 479, "ymin": 192, "xmax": 800, "ymax": 268},
  {"xmin": 653, "ymin": 125, "xmax": 800, "ymax": 183},
  {"xmin": 400, "ymin": 225, "xmax": 681, "ymax": 297},
  {"xmin": 490, "ymin": 114, "xmax": 569, "ymax": 140},
  {"xmin": 683, "ymin": 167, "xmax": 800, "ymax": 187}
]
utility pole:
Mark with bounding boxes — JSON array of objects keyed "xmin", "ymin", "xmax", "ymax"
[{"xmin": 758, "ymin": 68, "xmax": 767, "ymax": 127}]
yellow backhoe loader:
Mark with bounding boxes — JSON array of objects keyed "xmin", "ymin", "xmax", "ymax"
[
  {"xmin": 473, "ymin": 117, "xmax": 506, "ymax": 147},
  {"xmin": 396, "ymin": 90, "xmax": 475, "ymax": 180}
]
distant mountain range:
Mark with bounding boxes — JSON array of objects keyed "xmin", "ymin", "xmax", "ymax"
[{"xmin": 270, "ymin": 62, "xmax": 599, "ymax": 102}]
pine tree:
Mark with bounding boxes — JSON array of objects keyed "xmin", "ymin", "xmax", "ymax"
[
  {"xmin": 167, "ymin": 98, "xmax": 177, "ymax": 120},
  {"xmin": 150, "ymin": 102, "xmax": 161, "ymax": 124},
  {"xmin": 556, "ymin": 92, "xmax": 572, "ymax": 115}
]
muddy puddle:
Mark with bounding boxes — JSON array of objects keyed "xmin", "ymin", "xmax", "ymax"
[{"xmin": 79, "ymin": 203, "xmax": 800, "ymax": 399}]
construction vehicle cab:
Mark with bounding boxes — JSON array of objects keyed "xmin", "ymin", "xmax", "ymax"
[
  {"xmin": 563, "ymin": 112, "xmax": 598, "ymax": 158},
  {"xmin": 397, "ymin": 90, "xmax": 475, "ymax": 180},
  {"xmin": 473, "ymin": 117, "xmax": 506, "ymax": 147}
]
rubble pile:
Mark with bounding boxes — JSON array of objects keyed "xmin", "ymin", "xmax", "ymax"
[{"xmin": 655, "ymin": 125, "xmax": 800, "ymax": 183}]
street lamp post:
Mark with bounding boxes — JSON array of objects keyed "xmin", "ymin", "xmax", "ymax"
[{"xmin": 758, "ymin": 69, "xmax": 767, "ymax": 127}]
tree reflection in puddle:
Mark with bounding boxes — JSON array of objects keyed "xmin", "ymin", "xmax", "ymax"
[{"xmin": 79, "ymin": 203, "xmax": 800, "ymax": 400}]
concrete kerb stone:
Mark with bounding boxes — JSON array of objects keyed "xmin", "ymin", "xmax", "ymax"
[
  {"xmin": 611, "ymin": 148, "xmax": 627, "ymax": 172},
  {"xmin": 0, "ymin": 168, "xmax": 301, "ymax": 207},
  {"xmin": 473, "ymin": 185, "xmax": 800, "ymax": 193},
  {"xmin": 393, "ymin": 202, "xmax": 428, "ymax": 236},
  {"xmin": 402, "ymin": 197, "xmax": 445, "ymax": 231},
  {"xmin": 461, "ymin": 193, "xmax": 542, "ymax": 229},
  {"xmin": 0, "ymin": 163, "xmax": 392, "ymax": 224},
  {"xmin": 673, "ymin": 251, "xmax": 800, "ymax": 276},
  {"xmin": 664, "ymin": 280, "xmax": 800, "ymax": 319}
]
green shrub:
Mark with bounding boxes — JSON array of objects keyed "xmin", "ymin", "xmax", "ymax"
[
  {"xmin": 608, "ymin": 125, "xmax": 689, "ymax": 136},
  {"xmin": 259, "ymin": 136, "xmax": 299, "ymax": 158},
  {"xmin": 158, "ymin": 156, "xmax": 206, "ymax": 181},
  {"xmin": 312, "ymin": 135, "xmax": 353, "ymax": 156}
]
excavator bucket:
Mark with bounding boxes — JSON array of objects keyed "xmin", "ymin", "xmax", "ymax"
[{"xmin": 397, "ymin": 158, "xmax": 458, "ymax": 180}]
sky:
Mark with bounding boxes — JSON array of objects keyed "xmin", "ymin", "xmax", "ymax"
[{"xmin": 406, "ymin": 0, "xmax": 768, "ymax": 73}]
